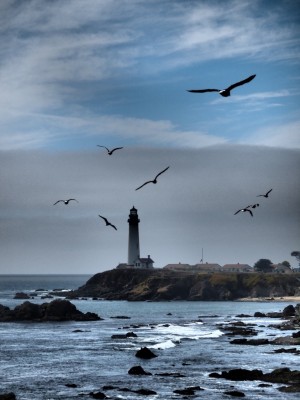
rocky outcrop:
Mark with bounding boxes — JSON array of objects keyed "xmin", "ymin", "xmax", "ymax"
[
  {"xmin": 0, "ymin": 299, "xmax": 101, "ymax": 322},
  {"xmin": 68, "ymin": 269, "xmax": 300, "ymax": 301}
]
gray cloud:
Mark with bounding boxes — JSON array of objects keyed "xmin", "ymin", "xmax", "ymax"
[{"xmin": 0, "ymin": 145, "xmax": 299, "ymax": 273}]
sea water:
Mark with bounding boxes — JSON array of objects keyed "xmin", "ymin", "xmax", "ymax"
[{"xmin": 0, "ymin": 275, "xmax": 299, "ymax": 399}]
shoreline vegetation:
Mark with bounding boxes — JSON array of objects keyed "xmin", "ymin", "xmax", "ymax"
[{"xmin": 61, "ymin": 269, "xmax": 300, "ymax": 302}]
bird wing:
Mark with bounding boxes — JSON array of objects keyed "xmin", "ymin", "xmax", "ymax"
[
  {"xmin": 109, "ymin": 223, "xmax": 117, "ymax": 230},
  {"xmin": 226, "ymin": 74, "xmax": 256, "ymax": 91},
  {"xmin": 53, "ymin": 200, "xmax": 63, "ymax": 205},
  {"xmin": 110, "ymin": 147, "xmax": 123, "ymax": 154},
  {"xmin": 154, "ymin": 166, "xmax": 170, "ymax": 180},
  {"xmin": 135, "ymin": 180, "xmax": 152, "ymax": 191},
  {"xmin": 187, "ymin": 89, "xmax": 220, "ymax": 93},
  {"xmin": 266, "ymin": 189, "xmax": 273, "ymax": 196},
  {"xmin": 246, "ymin": 209, "xmax": 253, "ymax": 216},
  {"xmin": 97, "ymin": 145, "xmax": 109, "ymax": 152},
  {"xmin": 234, "ymin": 209, "xmax": 241, "ymax": 215},
  {"xmin": 68, "ymin": 199, "xmax": 78, "ymax": 202},
  {"xmin": 99, "ymin": 215, "xmax": 108, "ymax": 224}
]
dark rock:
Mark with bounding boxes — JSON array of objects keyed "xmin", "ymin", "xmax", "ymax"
[
  {"xmin": 235, "ymin": 314, "xmax": 251, "ymax": 318},
  {"xmin": 0, "ymin": 300, "xmax": 101, "ymax": 322},
  {"xmin": 254, "ymin": 312, "xmax": 266, "ymax": 317},
  {"xmin": 278, "ymin": 384, "xmax": 300, "ymax": 393},
  {"xmin": 263, "ymin": 367, "xmax": 300, "ymax": 384},
  {"xmin": 128, "ymin": 366, "xmax": 152, "ymax": 375},
  {"xmin": 173, "ymin": 386, "xmax": 204, "ymax": 395},
  {"xmin": 89, "ymin": 392, "xmax": 107, "ymax": 399},
  {"xmin": 209, "ymin": 368, "xmax": 264, "ymax": 381},
  {"xmin": 230, "ymin": 338, "xmax": 270, "ymax": 345},
  {"xmin": 273, "ymin": 347, "xmax": 300, "ymax": 355},
  {"xmin": 282, "ymin": 305, "xmax": 295, "ymax": 318},
  {"xmin": 65, "ymin": 383, "xmax": 77, "ymax": 388},
  {"xmin": 292, "ymin": 330, "xmax": 300, "ymax": 338},
  {"xmin": 126, "ymin": 331, "xmax": 137, "ymax": 337},
  {"xmin": 135, "ymin": 388, "xmax": 157, "ymax": 395},
  {"xmin": 135, "ymin": 347, "xmax": 157, "ymax": 359},
  {"xmin": 110, "ymin": 315, "xmax": 131, "ymax": 319},
  {"xmin": 266, "ymin": 312, "xmax": 282, "ymax": 318},
  {"xmin": 224, "ymin": 390, "xmax": 245, "ymax": 397},
  {"xmin": 0, "ymin": 394, "xmax": 16, "ymax": 400},
  {"xmin": 14, "ymin": 292, "xmax": 30, "ymax": 299}
]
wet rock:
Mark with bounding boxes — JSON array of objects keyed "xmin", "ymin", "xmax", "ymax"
[
  {"xmin": 224, "ymin": 390, "xmax": 245, "ymax": 397},
  {"xmin": 0, "ymin": 394, "xmax": 16, "ymax": 400},
  {"xmin": 209, "ymin": 368, "xmax": 264, "ymax": 381},
  {"xmin": 254, "ymin": 312, "xmax": 266, "ymax": 317},
  {"xmin": 173, "ymin": 386, "xmax": 203, "ymax": 395},
  {"xmin": 0, "ymin": 300, "xmax": 101, "ymax": 322},
  {"xmin": 282, "ymin": 305, "xmax": 295, "ymax": 318},
  {"xmin": 263, "ymin": 367, "xmax": 300, "ymax": 384},
  {"xmin": 14, "ymin": 292, "xmax": 30, "ymax": 299},
  {"xmin": 135, "ymin": 388, "xmax": 157, "ymax": 395},
  {"xmin": 155, "ymin": 372, "xmax": 186, "ymax": 377},
  {"xmin": 128, "ymin": 365, "xmax": 152, "ymax": 375},
  {"xmin": 230, "ymin": 338, "xmax": 270, "ymax": 345},
  {"xmin": 135, "ymin": 347, "xmax": 157, "ymax": 359},
  {"xmin": 235, "ymin": 314, "xmax": 251, "ymax": 318},
  {"xmin": 273, "ymin": 347, "xmax": 300, "ymax": 355},
  {"xmin": 292, "ymin": 331, "xmax": 300, "ymax": 338},
  {"xmin": 65, "ymin": 383, "xmax": 77, "ymax": 388},
  {"xmin": 89, "ymin": 391, "xmax": 107, "ymax": 399},
  {"xmin": 110, "ymin": 315, "xmax": 131, "ymax": 319},
  {"xmin": 278, "ymin": 384, "xmax": 300, "ymax": 393}
]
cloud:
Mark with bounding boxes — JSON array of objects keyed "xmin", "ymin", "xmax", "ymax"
[
  {"xmin": 242, "ymin": 120, "xmax": 300, "ymax": 148},
  {"xmin": 0, "ymin": 145, "xmax": 299, "ymax": 273}
]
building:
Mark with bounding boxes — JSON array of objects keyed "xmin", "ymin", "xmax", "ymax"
[
  {"xmin": 223, "ymin": 263, "xmax": 253, "ymax": 273},
  {"xmin": 116, "ymin": 206, "xmax": 154, "ymax": 269},
  {"xmin": 271, "ymin": 263, "xmax": 293, "ymax": 274},
  {"xmin": 194, "ymin": 263, "xmax": 223, "ymax": 272}
]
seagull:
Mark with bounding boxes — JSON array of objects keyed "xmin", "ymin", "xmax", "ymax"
[
  {"xmin": 234, "ymin": 207, "xmax": 253, "ymax": 217},
  {"xmin": 97, "ymin": 145, "xmax": 123, "ymax": 155},
  {"xmin": 53, "ymin": 199, "xmax": 78, "ymax": 205},
  {"xmin": 98, "ymin": 215, "xmax": 117, "ymax": 230},
  {"xmin": 246, "ymin": 203, "xmax": 259, "ymax": 209},
  {"xmin": 187, "ymin": 74, "xmax": 256, "ymax": 97},
  {"xmin": 135, "ymin": 166, "xmax": 170, "ymax": 191},
  {"xmin": 257, "ymin": 189, "xmax": 272, "ymax": 198}
]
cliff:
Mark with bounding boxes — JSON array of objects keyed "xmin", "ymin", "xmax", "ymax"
[{"xmin": 68, "ymin": 269, "xmax": 300, "ymax": 301}]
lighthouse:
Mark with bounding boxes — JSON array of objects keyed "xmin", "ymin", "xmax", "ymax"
[
  {"xmin": 125, "ymin": 206, "xmax": 154, "ymax": 269},
  {"xmin": 127, "ymin": 206, "xmax": 140, "ymax": 265}
]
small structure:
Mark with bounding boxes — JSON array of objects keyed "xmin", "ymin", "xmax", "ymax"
[
  {"xmin": 271, "ymin": 263, "xmax": 293, "ymax": 274},
  {"xmin": 164, "ymin": 263, "xmax": 192, "ymax": 271},
  {"xmin": 223, "ymin": 263, "xmax": 253, "ymax": 273},
  {"xmin": 194, "ymin": 263, "xmax": 223, "ymax": 272}
]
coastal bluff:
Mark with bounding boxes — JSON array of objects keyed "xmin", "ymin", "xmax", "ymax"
[{"xmin": 68, "ymin": 269, "xmax": 300, "ymax": 301}]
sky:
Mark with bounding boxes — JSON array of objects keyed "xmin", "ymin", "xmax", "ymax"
[{"xmin": 0, "ymin": 0, "xmax": 299, "ymax": 274}]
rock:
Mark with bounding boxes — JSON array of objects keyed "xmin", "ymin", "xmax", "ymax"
[
  {"xmin": 292, "ymin": 331, "xmax": 300, "ymax": 338},
  {"xmin": 230, "ymin": 338, "xmax": 270, "ymax": 345},
  {"xmin": 263, "ymin": 367, "xmax": 300, "ymax": 384},
  {"xmin": 0, "ymin": 394, "xmax": 16, "ymax": 400},
  {"xmin": 273, "ymin": 347, "xmax": 300, "ymax": 355},
  {"xmin": 278, "ymin": 384, "xmax": 300, "ymax": 393},
  {"xmin": 65, "ymin": 383, "xmax": 77, "ymax": 388},
  {"xmin": 14, "ymin": 292, "xmax": 30, "ymax": 299},
  {"xmin": 135, "ymin": 347, "xmax": 157, "ymax": 359},
  {"xmin": 224, "ymin": 390, "xmax": 245, "ymax": 397},
  {"xmin": 110, "ymin": 315, "xmax": 131, "ymax": 319},
  {"xmin": 155, "ymin": 372, "xmax": 185, "ymax": 377},
  {"xmin": 173, "ymin": 386, "xmax": 203, "ymax": 395},
  {"xmin": 254, "ymin": 312, "xmax": 266, "ymax": 317},
  {"xmin": 128, "ymin": 366, "xmax": 152, "ymax": 375},
  {"xmin": 282, "ymin": 305, "xmax": 295, "ymax": 317},
  {"xmin": 89, "ymin": 392, "xmax": 107, "ymax": 399},
  {"xmin": 135, "ymin": 388, "xmax": 157, "ymax": 395},
  {"xmin": 209, "ymin": 368, "xmax": 264, "ymax": 381},
  {"xmin": 0, "ymin": 300, "xmax": 101, "ymax": 322}
]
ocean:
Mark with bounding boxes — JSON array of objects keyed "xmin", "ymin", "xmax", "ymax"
[{"xmin": 0, "ymin": 274, "xmax": 299, "ymax": 399}]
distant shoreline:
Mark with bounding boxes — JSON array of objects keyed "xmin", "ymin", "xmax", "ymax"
[{"xmin": 237, "ymin": 296, "xmax": 300, "ymax": 302}]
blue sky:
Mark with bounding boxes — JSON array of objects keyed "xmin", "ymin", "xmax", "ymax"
[{"xmin": 0, "ymin": 0, "xmax": 299, "ymax": 273}]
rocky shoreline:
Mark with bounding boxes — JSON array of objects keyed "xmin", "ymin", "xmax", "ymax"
[{"xmin": 1, "ymin": 302, "xmax": 300, "ymax": 399}]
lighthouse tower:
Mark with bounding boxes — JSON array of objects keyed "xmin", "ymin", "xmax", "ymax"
[{"xmin": 127, "ymin": 206, "xmax": 140, "ymax": 266}]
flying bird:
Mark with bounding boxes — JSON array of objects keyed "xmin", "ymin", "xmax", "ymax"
[
  {"xmin": 234, "ymin": 207, "xmax": 253, "ymax": 217},
  {"xmin": 187, "ymin": 74, "xmax": 256, "ymax": 97},
  {"xmin": 246, "ymin": 203, "xmax": 259, "ymax": 209},
  {"xmin": 135, "ymin": 166, "xmax": 170, "ymax": 191},
  {"xmin": 53, "ymin": 199, "xmax": 78, "ymax": 205},
  {"xmin": 257, "ymin": 189, "xmax": 272, "ymax": 198},
  {"xmin": 98, "ymin": 215, "xmax": 117, "ymax": 230},
  {"xmin": 97, "ymin": 145, "xmax": 123, "ymax": 155}
]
